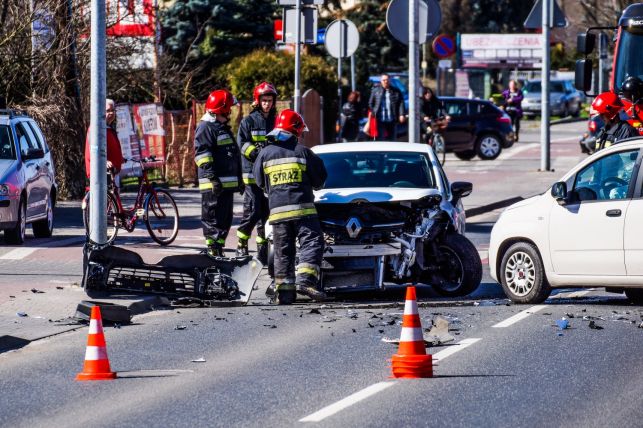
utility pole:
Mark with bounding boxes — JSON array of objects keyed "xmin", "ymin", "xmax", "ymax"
[
  {"xmin": 152, "ymin": 0, "xmax": 162, "ymax": 102},
  {"xmin": 350, "ymin": 54, "xmax": 356, "ymax": 92},
  {"xmin": 337, "ymin": 20, "xmax": 343, "ymax": 142},
  {"xmin": 540, "ymin": 0, "xmax": 551, "ymax": 172},
  {"xmin": 294, "ymin": 0, "xmax": 302, "ymax": 113},
  {"xmin": 89, "ymin": 0, "xmax": 107, "ymax": 244},
  {"xmin": 408, "ymin": 0, "xmax": 419, "ymax": 144}
]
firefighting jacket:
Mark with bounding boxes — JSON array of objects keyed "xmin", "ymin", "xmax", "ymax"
[
  {"xmin": 194, "ymin": 113, "xmax": 242, "ymax": 192},
  {"xmin": 237, "ymin": 108, "xmax": 276, "ymax": 185},
  {"xmin": 597, "ymin": 119, "xmax": 640, "ymax": 151},
  {"xmin": 254, "ymin": 135, "xmax": 328, "ymax": 224}
]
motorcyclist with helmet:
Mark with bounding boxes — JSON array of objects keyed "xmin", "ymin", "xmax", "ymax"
[
  {"xmin": 194, "ymin": 89, "xmax": 243, "ymax": 257},
  {"xmin": 235, "ymin": 82, "xmax": 278, "ymax": 263},
  {"xmin": 253, "ymin": 109, "xmax": 328, "ymax": 304}
]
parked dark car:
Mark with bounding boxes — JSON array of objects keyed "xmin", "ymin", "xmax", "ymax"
[{"xmin": 440, "ymin": 97, "xmax": 515, "ymax": 160}]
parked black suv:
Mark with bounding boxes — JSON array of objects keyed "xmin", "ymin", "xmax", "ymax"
[{"xmin": 440, "ymin": 97, "xmax": 515, "ymax": 160}]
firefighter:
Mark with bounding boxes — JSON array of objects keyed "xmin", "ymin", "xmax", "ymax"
[
  {"xmin": 592, "ymin": 91, "xmax": 639, "ymax": 151},
  {"xmin": 254, "ymin": 110, "xmax": 328, "ymax": 305},
  {"xmin": 194, "ymin": 89, "xmax": 243, "ymax": 257},
  {"xmin": 235, "ymin": 82, "xmax": 278, "ymax": 263}
]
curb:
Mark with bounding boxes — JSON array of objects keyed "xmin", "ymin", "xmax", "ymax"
[{"xmin": 464, "ymin": 196, "xmax": 524, "ymax": 218}]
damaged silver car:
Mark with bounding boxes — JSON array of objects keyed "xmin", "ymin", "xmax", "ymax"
[{"xmin": 268, "ymin": 142, "xmax": 482, "ymax": 297}]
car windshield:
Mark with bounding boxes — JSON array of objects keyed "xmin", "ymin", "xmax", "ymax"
[
  {"xmin": 524, "ymin": 81, "xmax": 565, "ymax": 94},
  {"xmin": 614, "ymin": 28, "xmax": 643, "ymax": 90},
  {"xmin": 319, "ymin": 151, "xmax": 435, "ymax": 189},
  {"xmin": 0, "ymin": 125, "xmax": 15, "ymax": 160}
]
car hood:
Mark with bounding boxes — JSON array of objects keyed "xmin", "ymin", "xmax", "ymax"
[
  {"xmin": 314, "ymin": 187, "xmax": 441, "ymax": 203},
  {"xmin": 504, "ymin": 195, "xmax": 541, "ymax": 211}
]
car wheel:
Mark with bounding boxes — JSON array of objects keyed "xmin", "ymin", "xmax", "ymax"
[
  {"xmin": 572, "ymin": 104, "xmax": 581, "ymax": 117},
  {"xmin": 454, "ymin": 150, "xmax": 476, "ymax": 161},
  {"xmin": 425, "ymin": 233, "xmax": 482, "ymax": 297},
  {"xmin": 500, "ymin": 242, "xmax": 551, "ymax": 304},
  {"xmin": 624, "ymin": 289, "xmax": 643, "ymax": 304},
  {"xmin": 476, "ymin": 134, "xmax": 502, "ymax": 160},
  {"xmin": 562, "ymin": 103, "xmax": 570, "ymax": 118},
  {"xmin": 32, "ymin": 194, "xmax": 54, "ymax": 238},
  {"xmin": 5, "ymin": 197, "xmax": 26, "ymax": 244}
]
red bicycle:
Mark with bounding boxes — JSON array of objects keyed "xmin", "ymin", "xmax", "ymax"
[{"xmin": 82, "ymin": 157, "xmax": 179, "ymax": 246}]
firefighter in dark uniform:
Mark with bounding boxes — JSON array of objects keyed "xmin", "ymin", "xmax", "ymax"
[
  {"xmin": 194, "ymin": 89, "xmax": 243, "ymax": 257},
  {"xmin": 592, "ymin": 91, "xmax": 639, "ymax": 151},
  {"xmin": 235, "ymin": 82, "xmax": 278, "ymax": 263},
  {"xmin": 254, "ymin": 110, "xmax": 328, "ymax": 304}
]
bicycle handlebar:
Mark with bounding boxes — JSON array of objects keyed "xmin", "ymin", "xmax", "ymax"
[{"xmin": 123, "ymin": 156, "xmax": 158, "ymax": 164}]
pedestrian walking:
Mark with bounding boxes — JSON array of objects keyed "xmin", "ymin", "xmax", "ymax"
[
  {"xmin": 368, "ymin": 74, "xmax": 405, "ymax": 141},
  {"xmin": 254, "ymin": 109, "xmax": 328, "ymax": 305},
  {"xmin": 501, "ymin": 80, "xmax": 524, "ymax": 141},
  {"xmin": 339, "ymin": 91, "xmax": 362, "ymax": 142},
  {"xmin": 194, "ymin": 89, "xmax": 243, "ymax": 257},
  {"xmin": 235, "ymin": 82, "xmax": 278, "ymax": 263}
]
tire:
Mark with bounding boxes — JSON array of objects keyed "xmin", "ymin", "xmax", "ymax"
[
  {"xmin": 572, "ymin": 104, "xmax": 581, "ymax": 118},
  {"xmin": 433, "ymin": 134, "xmax": 446, "ymax": 165},
  {"xmin": 145, "ymin": 189, "xmax": 179, "ymax": 245},
  {"xmin": 82, "ymin": 191, "xmax": 119, "ymax": 245},
  {"xmin": 562, "ymin": 103, "xmax": 570, "ymax": 118},
  {"xmin": 32, "ymin": 193, "xmax": 54, "ymax": 238},
  {"xmin": 5, "ymin": 197, "xmax": 26, "ymax": 244},
  {"xmin": 500, "ymin": 242, "xmax": 551, "ymax": 304},
  {"xmin": 426, "ymin": 233, "xmax": 482, "ymax": 297},
  {"xmin": 454, "ymin": 150, "xmax": 476, "ymax": 161},
  {"xmin": 476, "ymin": 134, "xmax": 502, "ymax": 160},
  {"xmin": 624, "ymin": 289, "xmax": 643, "ymax": 304}
]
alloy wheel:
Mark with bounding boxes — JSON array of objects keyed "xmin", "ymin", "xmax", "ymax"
[{"xmin": 504, "ymin": 251, "xmax": 536, "ymax": 297}]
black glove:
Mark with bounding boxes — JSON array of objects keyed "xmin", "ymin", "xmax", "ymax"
[
  {"xmin": 238, "ymin": 181, "xmax": 246, "ymax": 195},
  {"xmin": 212, "ymin": 177, "xmax": 223, "ymax": 196}
]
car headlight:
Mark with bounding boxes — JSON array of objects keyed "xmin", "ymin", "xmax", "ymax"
[{"xmin": 0, "ymin": 184, "xmax": 9, "ymax": 196}]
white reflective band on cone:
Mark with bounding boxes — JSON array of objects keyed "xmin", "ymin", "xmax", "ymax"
[
  {"xmin": 399, "ymin": 327, "xmax": 423, "ymax": 342},
  {"xmin": 404, "ymin": 299, "xmax": 419, "ymax": 315},
  {"xmin": 89, "ymin": 319, "xmax": 104, "ymax": 334},
  {"xmin": 84, "ymin": 346, "xmax": 108, "ymax": 361}
]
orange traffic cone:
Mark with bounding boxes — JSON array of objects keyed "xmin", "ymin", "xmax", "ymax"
[
  {"xmin": 391, "ymin": 286, "xmax": 433, "ymax": 378},
  {"xmin": 76, "ymin": 306, "xmax": 117, "ymax": 381}
]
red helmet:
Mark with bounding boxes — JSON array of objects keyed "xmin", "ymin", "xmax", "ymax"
[
  {"xmin": 273, "ymin": 109, "xmax": 308, "ymax": 137},
  {"xmin": 253, "ymin": 82, "xmax": 278, "ymax": 105},
  {"xmin": 591, "ymin": 91, "xmax": 623, "ymax": 120},
  {"xmin": 205, "ymin": 89, "xmax": 237, "ymax": 115}
]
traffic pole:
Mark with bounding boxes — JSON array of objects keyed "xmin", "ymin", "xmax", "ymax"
[
  {"xmin": 89, "ymin": 0, "xmax": 107, "ymax": 245},
  {"xmin": 350, "ymin": 54, "xmax": 356, "ymax": 92},
  {"xmin": 337, "ymin": 20, "xmax": 343, "ymax": 142},
  {"xmin": 540, "ymin": 0, "xmax": 551, "ymax": 172},
  {"xmin": 293, "ymin": 0, "xmax": 302, "ymax": 113},
  {"xmin": 408, "ymin": 0, "xmax": 419, "ymax": 144}
]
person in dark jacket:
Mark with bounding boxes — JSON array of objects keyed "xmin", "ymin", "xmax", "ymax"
[
  {"xmin": 194, "ymin": 89, "xmax": 243, "ymax": 257},
  {"xmin": 235, "ymin": 82, "xmax": 278, "ymax": 262},
  {"xmin": 339, "ymin": 91, "xmax": 362, "ymax": 142},
  {"xmin": 502, "ymin": 80, "xmax": 524, "ymax": 141},
  {"xmin": 592, "ymin": 91, "xmax": 639, "ymax": 151},
  {"xmin": 254, "ymin": 109, "xmax": 328, "ymax": 305},
  {"xmin": 368, "ymin": 74, "xmax": 406, "ymax": 141}
]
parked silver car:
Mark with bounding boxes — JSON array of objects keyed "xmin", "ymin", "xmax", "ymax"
[
  {"xmin": 0, "ymin": 110, "xmax": 57, "ymax": 244},
  {"xmin": 521, "ymin": 79, "xmax": 583, "ymax": 118}
]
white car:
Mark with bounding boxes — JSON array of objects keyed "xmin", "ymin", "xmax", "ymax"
[{"xmin": 489, "ymin": 138, "xmax": 643, "ymax": 304}]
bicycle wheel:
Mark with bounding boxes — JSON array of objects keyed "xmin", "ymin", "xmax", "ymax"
[
  {"xmin": 144, "ymin": 189, "xmax": 179, "ymax": 245},
  {"xmin": 82, "ymin": 191, "xmax": 119, "ymax": 244},
  {"xmin": 434, "ymin": 134, "xmax": 446, "ymax": 166}
]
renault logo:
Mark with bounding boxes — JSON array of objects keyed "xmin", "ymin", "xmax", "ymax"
[{"xmin": 346, "ymin": 217, "xmax": 362, "ymax": 238}]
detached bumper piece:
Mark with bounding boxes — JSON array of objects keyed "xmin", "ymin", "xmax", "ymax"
[{"xmin": 82, "ymin": 244, "xmax": 262, "ymax": 306}]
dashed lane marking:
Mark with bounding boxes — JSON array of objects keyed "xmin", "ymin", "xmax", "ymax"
[
  {"xmin": 0, "ymin": 236, "xmax": 86, "ymax": 260},
  {"xmin": 299, "ymin": 338, "xmax": 482, "ymax": 423},
  {"xmin": 492, "ymin": 305, "xmax": 547, "ymax": 328}
]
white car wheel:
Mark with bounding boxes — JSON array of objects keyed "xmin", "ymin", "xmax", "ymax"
[
  {"xmin": 500, "ymin": 242, "xmax": 551, "ymax": 304},
  {"xmin": 504, "ymin": 251, "xmax": 536, "ymax": 297}
]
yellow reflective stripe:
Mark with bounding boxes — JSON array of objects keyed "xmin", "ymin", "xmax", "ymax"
[
  {"xmin": 236, "ymin": 230, "xmax": 250, "ymax": 240},
  {"xmin": 275, "ymin": 283, "xmax": 296, "ymax": 291},
  {"xmin": 221, "ymin": 181, "xmax": 238, "ymax": 188},
  {"xmin": 244, "ymin": 144, "xmax": 257, "ymax": 158},
  {"xmin": 264, "ymin": 162, "xmax": 307, "ymax": 174},
  {"xmin": 256, "ymin": 236, "xmax": 267, "ymax": 244},
  {"xmin": 252, "ymin": 135, "xmax": 266, "ymax": 142},
  {"xmin": 264, "ymin": 157, "xmax": 306, "ymax": 168},
  {"xmin": 297, "ymin": 267, "xmax": 319, "ymax": 279},
  {"xmin": 205, "ymin": 237, "xmax": 215, "ymax": 245},
  {"xmin": 199, "ymin": 182, "xmax": 213, "ymax": 191},
  {"xmin": 217, "ymin": 134, "xmax": 234, "ymax": 146},
  {"xmin": 268, "ymin": 207, "xmax": 317, "ymax": 222},
  {"xmin": 216, "ymin": 238, "xmax": 225, "ymax": 245},
  {"xmin": 196, "ymin": 155, "xmax": 213, "ymax": 167},
  {"xmin": 243, "ymin": 177, "xmax": 256, "ymax": 184}
]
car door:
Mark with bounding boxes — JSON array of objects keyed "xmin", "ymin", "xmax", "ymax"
[
  {"xmin": 15, "ymin": 121, "xmax": 45, "ymax": 219},
  {"xmin": 549, "ymin": 148, "xmax": 640, "ymax": 276},
  {"xmin": 26, "ymin": 120, "xmax": 54, "ymax": 200},
  {"xmin": 623, "ymin": 152, "xmax": 643, "ymax": 275},
  {"xmin": 442, "ymin": 100, "xmax": 473, "ymax": 150}
]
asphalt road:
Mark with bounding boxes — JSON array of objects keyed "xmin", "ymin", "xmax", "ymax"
[{"xmin": 1, "ymin": 120, "xmax": 642, "ymax": 426}]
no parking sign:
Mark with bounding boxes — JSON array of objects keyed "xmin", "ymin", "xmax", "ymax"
[{"xmin": 432, "ymin": 34, "xmax": 455, "ymax": 59}]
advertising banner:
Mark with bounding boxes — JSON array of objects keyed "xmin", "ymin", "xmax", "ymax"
[
  {"xmin": 106, "ymin": 0, "xmax": 155, "ymax": 37},
  {"xmin": 133, "ymin": 103, "xmax": 165, "ymax": 168},
  {"xmin": 115, "ymin": 104, "xmax": 143, "ymax": 177},
  {"xmin": 460, "ymin": 34, "xmax": 542, "ymax": 69}
]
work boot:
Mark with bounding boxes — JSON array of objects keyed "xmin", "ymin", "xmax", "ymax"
[
  {"xmin": 257, "ymin": 242, "xmax": 269, "ymax": 265},
  {"xmin": 297, "ymin": 283, "xmax": 327, "ymax": 302},
  {"xmin": 275, "ymin": 283, "xmax": 296, "ymax": 305},
  {"xmin": 265, "ymin": 281, "xmax": 276, "ymax": 298},
  {"xmin": 206, "ymin": 243, "xmax": 224, "ymax": 258},
  {"xmin": 236, "ymin": 240, "xmax": 249, "ymax": 257}
]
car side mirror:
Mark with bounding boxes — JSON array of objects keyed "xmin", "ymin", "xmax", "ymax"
[
  {"xmin": 551, "ymin": 182, "xmax": 568, "ymax": 205},
  {"xmin": 451, "ymin": 181, "xmax": 472, "ymax": 205},
  {"xmin": 23, "ymin": 147, "xmax": 44, "ymax": 161},
  {"xmin": 577, "ymin": 32, "xmax": 596, "ymax": 55}
]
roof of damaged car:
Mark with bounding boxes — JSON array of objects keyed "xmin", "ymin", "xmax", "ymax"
[{"xmin": 313, "ymin": 142, "xmax": 432, "ymax": 154}]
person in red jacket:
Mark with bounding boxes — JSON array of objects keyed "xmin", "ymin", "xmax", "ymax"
[{"xmin": 85, "ymin": 99, "xmax": 124, "ymax": 178}]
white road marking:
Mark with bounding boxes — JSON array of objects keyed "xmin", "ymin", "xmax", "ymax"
[
  {"xmin": 492, "ymin": 305, "xmax": 547, "ymax": 328},
  {"xmin": 300, "ymin": 338, "xmax": 482, "ymax": 423},
  {"xmin": 299, "ymin": 382, "xmax": 396, "ymax": 423},
  {"xmin": 0, "ymin": 236, "xmax": 85, "ymax": 260},
  {"xmin": 550, "ymin": 289, "xmax": 593, "ymax": 299},
  {"xmin": 500, "ymin": 143, "xmax": 539, "ymax": 160},
  {"xmin": 432, "ymin": 338, "xmax": 482, "ymax": 361}
]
